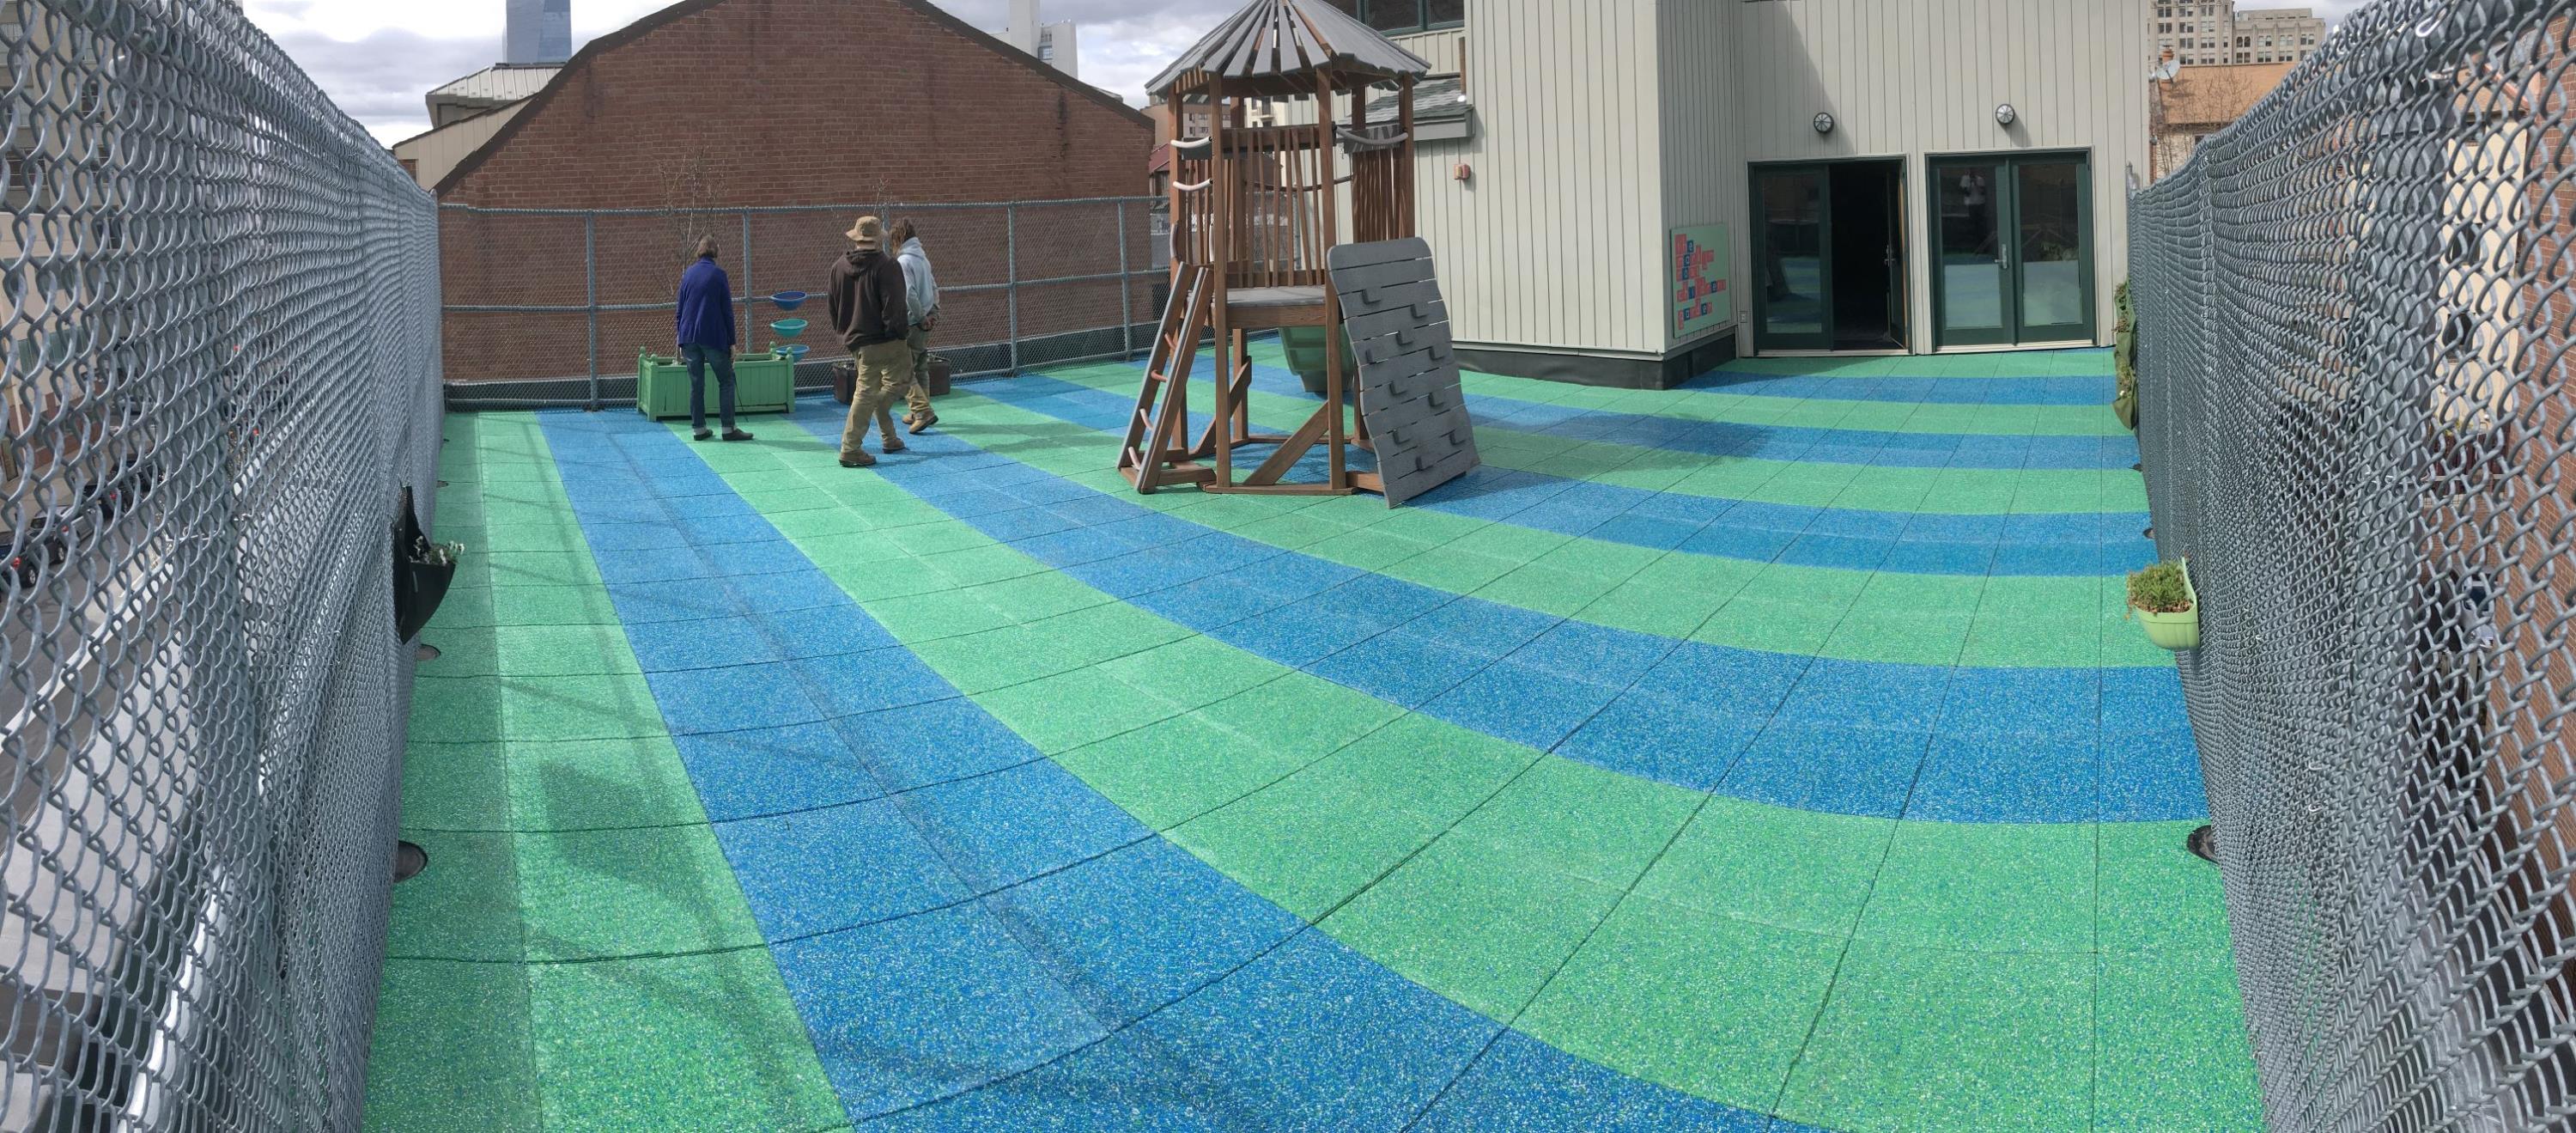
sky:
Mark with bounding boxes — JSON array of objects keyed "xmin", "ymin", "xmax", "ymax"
[
  {"xmin": 245, "ymin": 0, "xmax": 2374, "ymax": 149},
  {"xmin": 241, "ymin": 0, "xmax": 1237, "ymax": 146}
]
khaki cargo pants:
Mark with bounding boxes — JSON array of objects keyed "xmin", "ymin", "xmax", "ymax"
[
  {"xmin": 904, "ymin": 326, "xmax": 934, "ymax": 420},
  {"xmin": 840, "ymin": 339, "xmax": 910, "ymax": 460}
]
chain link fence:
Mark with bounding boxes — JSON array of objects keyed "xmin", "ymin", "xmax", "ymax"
[
  {"xmin": 0, "ymin": 1, "xmax": 445, "ymax": 1130},
  {"xmin": 440, "ymin": 198, "xmax": 1163, "ymax": 409},
  {"xmin": 2132, "ymin": 2, "xmax": 2576, "ymax": 1129}
]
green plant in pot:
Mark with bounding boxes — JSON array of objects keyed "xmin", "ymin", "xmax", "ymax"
[{"xmin": 2127, "ymin": 557, "xmax": 2198, "ymax": 650}]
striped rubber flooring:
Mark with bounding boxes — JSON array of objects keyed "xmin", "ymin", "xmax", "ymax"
[{"xmin": 364, "ymin": 350, "xmax": 2260, "ymax": 1131}]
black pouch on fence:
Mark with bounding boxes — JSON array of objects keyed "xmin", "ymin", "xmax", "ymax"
[{"xmin": 832, "ymin": 362, "xmax": 857, "ymax": 406}]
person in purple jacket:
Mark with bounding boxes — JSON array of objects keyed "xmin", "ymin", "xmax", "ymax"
[{"xmin": 676, "ymin": 236, "xmax": 753, "ymax": 442}]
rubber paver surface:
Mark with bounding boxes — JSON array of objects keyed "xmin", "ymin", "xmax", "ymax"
[{"xmin": 366, "ymin": 348, "xmax": 2258, "ymax": 1131}]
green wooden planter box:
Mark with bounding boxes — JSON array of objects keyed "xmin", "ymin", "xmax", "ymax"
[{"xmin": 636, "ymin": 350, "xmax": 794, "ymax": 420}]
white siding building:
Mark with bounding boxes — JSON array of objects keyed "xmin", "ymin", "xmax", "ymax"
[{"xmin": 1336, "ymin": 0, "xmax": 2152, "ymax": 386}]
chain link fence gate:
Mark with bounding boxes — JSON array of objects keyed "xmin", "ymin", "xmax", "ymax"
[
  {"xmin": 439, "ymin": 198, "xmax": 1163, "ymax": 410},
  {"xmin": 2132, "ymin": 1, "xmax": 2576, "ymax": 1129},
  {"xmin": 0, "ymin": 1, "xmax": 445, "ymax": 1130}
]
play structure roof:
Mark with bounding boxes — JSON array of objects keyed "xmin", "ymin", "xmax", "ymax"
[{"xmin": 1148, "ymin": 0, "xmax": 1434, "ymax": 99}]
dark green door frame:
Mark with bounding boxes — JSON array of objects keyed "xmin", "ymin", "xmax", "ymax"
[
  {"xmin": 1928, "ymin": 149, "xmax": 2095, "ymax": 349},
  {"xmin": 1750, "ymin": 163, "xmax": 1833, "ymax": 352},
  {"xmin": 1748, "ymin": 158, "xmax": 1905, "ymax": 353}
]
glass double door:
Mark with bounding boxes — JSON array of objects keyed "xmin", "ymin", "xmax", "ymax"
[{"xmin": 1930, "ymin": 154, "xmax": 2093, "ymax": 347}]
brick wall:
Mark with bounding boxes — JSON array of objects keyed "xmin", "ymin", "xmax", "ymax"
[{"xmin": 438, "ymin": 0, "xmax": 1152, "ymax": 383}]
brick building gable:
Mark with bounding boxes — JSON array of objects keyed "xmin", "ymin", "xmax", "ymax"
[{"xmin": 437, "ymin": 0, "xmax": 1151, "ymax": 207}]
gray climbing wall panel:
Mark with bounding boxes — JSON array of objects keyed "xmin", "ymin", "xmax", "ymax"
[{"xmin": 1327, "ymin": 239, "xmax": 1479, "ymax": 507}]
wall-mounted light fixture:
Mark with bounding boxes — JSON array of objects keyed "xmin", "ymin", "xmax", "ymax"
[
  {"xmin": 1813, "ymin": 112, "xmax": 1836, "ymax": 135},
  {"xmin": 1995, "ymin": 103, "xmax": 2018, "ymax": 127}
]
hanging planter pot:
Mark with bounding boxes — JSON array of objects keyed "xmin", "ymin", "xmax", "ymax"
[
  {"xmin": 2127, "ymin": 557, "xmax": 2199, "ymax": 651},
  {"xmin": 392, "ymin": 486, "xmax": 462, "ymax": 643}
]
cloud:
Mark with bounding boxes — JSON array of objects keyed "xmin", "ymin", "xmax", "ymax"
[{"xmin": 245, "ymin": 0, "xmax": 1235, "ymax": 146}]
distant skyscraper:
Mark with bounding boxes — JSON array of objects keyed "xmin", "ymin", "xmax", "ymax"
[{"xmin": 506, "ymin": 0, "xmax": 573, "ymax": 64}]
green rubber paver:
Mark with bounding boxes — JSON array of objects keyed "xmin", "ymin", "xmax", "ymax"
[
  {"xmin": 1168, "ymin": 768, "xmax": 1451, "ymax": 921},
  {"xmin": 2097, "ymin": 820, "xmax": 2236, "ymax": 958},
  {"xmin": 362, "ymin": 959, "xmax": 540, "ymax": 1132},
  {"xmin": 526, "ymin": 949, "xmax": 847, "ymax": 1132},
  {"xmin": 1854, "ymin": 819, "xmax": 2099, "ymax": 953},
  {"xmin": 1444, "ymin": 757, "xmax": 1702, "ymax": 888},
  {"xmin": 497, "ymin": 673, "xmax": 663, "ymax": 742},
  {"xmin": 1054, "ymin": 713, "xmax": 1303, "ymax": 830},
  {"xmin": 1780, "ymin": 943, "xmax": 2097, "ymax": 1132},
  {"xmin": 501, "ymin": 736, "xmax": 708, "ymax": 831},
  {"xmin": 1636, "ymin": 797, "xmax": 1895, "ymax": 938},
  {"xmin": 2094, "ymin": 952, "xmax": 2267, "ymax": 1130},
  {"xmin": 1520, "ymin": 895, "xmax": 1843, "ymax": 1112},
  {"xmin": 515, "ymin": 825, "xmax": 767, "ymax": 961},
  {"xmin": 399, "ymin": 742, "xmax": 513, "ymax": 832},
  {"xmin": 493, "ymin": 624, "xmax": 646, "ymax": 677},
  {"xmin": 1293, "ymin": 714, "xmax": 1539, "ymax": 827},
  {"xmin": 1321, "ymin": 833, "xmax": 1627, "ymax": 1020},
  {"xmin": 408, "ymin": 676, "xmax": 507, "ymax": 745},
  {"xmin": 386, "ymin": 829, "xmax": 523, "ymax": 962}
]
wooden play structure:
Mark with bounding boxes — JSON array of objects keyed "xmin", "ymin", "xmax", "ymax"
[{"xmin": 1119, "ymin": 0, "xmax": 1434, "ymax": 497}]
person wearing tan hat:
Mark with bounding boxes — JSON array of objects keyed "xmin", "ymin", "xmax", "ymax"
[{"xmin": 824, "ymin": 216, "xmax": 913, "ymax": 466}]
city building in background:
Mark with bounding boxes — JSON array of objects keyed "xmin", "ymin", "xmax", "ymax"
[
  {"xmin": 2154, "ymin": 3, "xmax": 2326, "ymax": 67},
  {"xmin": 391, "ymin": 0, "xmax": 572, "ymax": 187},
  {"xmin": 993, "ymin": 0, "xmax": 1078, "ymax": 78},
  {"xmin": 2148, "ymin": 58, "xmax": 2295, "ymax": 180},
  {"xmin": 506, "ymin": 0, "xmax": 573, "ymax": 65}
]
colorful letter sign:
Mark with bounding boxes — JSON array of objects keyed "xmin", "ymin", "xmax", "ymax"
[{"xmin": 1671, "ymin": 224, "xmax": 1732, "ymax": 339}]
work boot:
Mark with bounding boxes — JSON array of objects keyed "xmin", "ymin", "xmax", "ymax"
[
  {"xmin": 908, "ymin": 411, "xmax": 938, "ymax": 436},
  {"xmin": 881, "ymin": 438, "xmax": 907, "ymax": 454},
  {"xmin": 693, "ymin": 428, "xmax": 714, "ymax": 442},
  {"xmin": 840, "ymin": 453, "xmax": 877, "ymax": 468},
  {"xmin": 722, "ymin": 429, "xmax": 754, "ymax": 442}
]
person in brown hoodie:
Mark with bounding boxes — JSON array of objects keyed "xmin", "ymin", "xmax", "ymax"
[{"xmin": 825, "ymin": 216, "xmax": 913, "ymax": 467}]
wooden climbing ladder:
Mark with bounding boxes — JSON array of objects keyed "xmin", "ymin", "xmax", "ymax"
[{"xmin": 1119, "ymin": 265, "xmax": 1218, "ymax": 493}]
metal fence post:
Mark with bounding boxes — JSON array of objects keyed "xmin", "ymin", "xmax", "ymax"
[
  {"xmin": 584, "ymin": 212, "xmax": 599, "ymax": 410},
  {"xmin": 1117, "ymin": 202, "xmax": 1133, "ymax": 361},
  {"xmin": 1005, "ymin": 204, "xmax": 1020, "ymax": 376},
  {"xmin": 740, "ymin": 209, "xmax": 754, "ymax": 326}
]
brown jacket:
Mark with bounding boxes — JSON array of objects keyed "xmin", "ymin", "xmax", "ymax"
[{"xmin": 827, "ymin": 249, "xmax": 908, "ymax": 350}]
